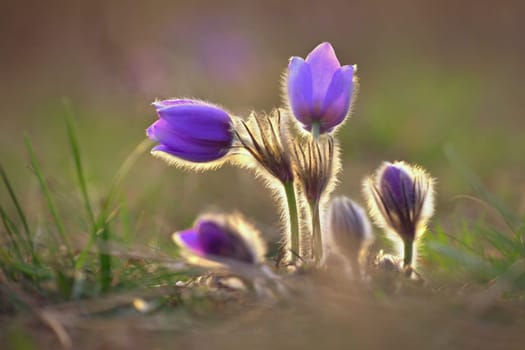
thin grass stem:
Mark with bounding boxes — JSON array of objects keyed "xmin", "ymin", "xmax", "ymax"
[
  {"xmin": 25, "ymin": 135, "xmax": 73, "ymax": 261},
  {"xmin": 0, "ymin": 163, "xmax": 38, "ymax": 262}
]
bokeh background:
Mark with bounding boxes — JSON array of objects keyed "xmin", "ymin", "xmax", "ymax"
[{"xmin": 1, "ymin": 0, "xmax": 524, "ymax": 241}]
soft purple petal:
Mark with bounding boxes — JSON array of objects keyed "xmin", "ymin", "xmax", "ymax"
[
  {"xmin": 176, "ymin": 228, "xmax": 205, "ymax": 255},
  {"xmin": 146, "ymin": 123, "xmax": 159, "ymax": 141},
  {"xmin": 197, "ymin": 220, "xmax": 254, "ymax": 263},
  {"xmin": 149, "ymin": 118, "xmax": 229, "ymax": 162},
  {"xmin": 305, "ymin": 42, "xmax": 341, "ymax": 104},
  {"xmin": 157, "ymin": 105, "xmax": 232, "ymax": 142},
  {"xmin": 152, "ymin": 144, "xmax": 227, "ymax": 163},
  {"xmin": 287, "ymin": 56, "xmax": 314, "ymax": 125},
  {"xmin": 319, "ymin": 65, "xmax": 354, "ymax": 132},
  {"xmin": 381, "ymin": 165, "xmax": 415, "ymax": 210},
  {"xmin": 152, "ymin": 99, "xmax": 202, "ymax": 109}
]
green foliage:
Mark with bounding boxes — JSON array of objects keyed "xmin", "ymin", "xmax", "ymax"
[
  {"xmin": 423, "ymin": 149, "xmax": 525, "ymax": 292},
  {"xmin": 0, "ymin": 107, "xmax": 188, "ymax": 310}
]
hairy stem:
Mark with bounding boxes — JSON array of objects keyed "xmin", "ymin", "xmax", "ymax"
[
  {"xmin": 403, "ymin": 239, "xmax": 413, "ymax": 273},
  {"xmin": 309, "ymin": 199, "xmax": 323, "ymax": 264},
  {"xmin": 284, "ymin": 181, "xmax": 300, "ymax": 263}
]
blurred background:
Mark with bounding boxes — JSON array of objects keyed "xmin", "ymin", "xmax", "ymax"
[{"xmin": 1, "ymin": 0, "xmax": 524, "ymax": 241}]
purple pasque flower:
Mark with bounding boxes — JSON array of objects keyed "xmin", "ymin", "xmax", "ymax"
[
  {"xmin": 147, "ymin": 99, "xmax": 233, "ymax": 163},
  {"xmin": 363, "ymin": 161, "xmax": 435, "ymax": 268},
  {"xmin": 286, "ymin": 42, "xmax": 355, "ymax": 135},
  {"xmin": 325, "ymin": 196, "xmax": 374, "ymax": 277},
  {"xmin": 173, "ymin": 214, "xmax": 266, "ymax": 266},
  {"xmin": 326, "ymin": 196, "xmax": 374, "ymax": 257}
]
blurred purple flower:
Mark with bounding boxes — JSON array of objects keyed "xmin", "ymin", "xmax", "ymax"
[
  {"xmin": 286, "ymin": 42, "xmax": 355, "ymax": 134},
  {"xmin": 174, "ymin": 215, "xmax": 266, "ymax": 265},
  {"xmin": 147, "ymin": 99, "xmax": 233, "ymax": 163},
  {"xmin": 326, "ymin": 196, "xmax": 374, "ymax": 277},
  {"xmin": 326, "ymin": 196, "xmax": 373, "ymax": 257}
]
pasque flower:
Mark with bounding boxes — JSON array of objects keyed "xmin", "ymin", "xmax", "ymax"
[
  {"xmin": 286, "ymin": 42, "xmax": 356, "ymax": 136},
  {"xmin": 326, "ymin": 196, "xmax": 374, "ymax": 277},
  {"xmin": 173, "ymin": 214, "xmax": 266, "ymax": 267},
  {"xmin": 147, "ymin": 99, "xmax": 234, "ymax": 166},
  {"xmin": 363, "ymin": 161, "xmax": 435, "ymax": 270}
]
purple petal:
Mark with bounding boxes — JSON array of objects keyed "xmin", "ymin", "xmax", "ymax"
[
  {"xmin": 152, "ymin": 144, "xmax": 227, "ymax": 163},
  {"xmin": 319, "ymin": 65, "xmax": 354, "ymax": 132},
  {"xmin": 381, "ymin": 165, "xmax": 415, "ymax": 210},
  {"xmin": 148, "ymin": 119, "xmax": 223, "ymax": 147},
  {"xmin": 176, "ymin": 228, "xmax": 205, "ymax": 255},
  {"xmin": 152, "ymin": 98, "xmax": 204, "ymax": 109},
  {"xmin": 197, "ymin": 220, "xmax": 254, "ymax": 263},
  {"xmin": 305, "ymin": 42, "xmax": 341, "ymax": 104},
  {"xmin": 287, "ymin": 56, "xmax": 313, "ymax": 125},
  {"xmin": 156, "ymin": 105, "xmax": 232, "ymax": 142}
]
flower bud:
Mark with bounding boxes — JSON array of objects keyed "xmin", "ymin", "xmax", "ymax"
[
  {"xmin": 326, "ymin": 196, "xmax": 374, "ymax": 276},
  {"xmin": 363, "ymin": 161, "xmax": 435, "ymax": 268},
  {"xmin": 292, "ymin": 136, "xmax": 338, "ymax": 204},
  {"xmin": 232, "ymin": 109, "xmax": 294, "ymax": 184}
]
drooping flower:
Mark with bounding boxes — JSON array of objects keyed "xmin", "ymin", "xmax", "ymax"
[
  {"xmin": 286, "ymin": 42, "xmax": 356, "ymax": 136},
  {"xmin": 147, "ymin": 99, "xmax": 234, "ymax": 169},
  {"xmin": 363, "ymin": 161, "xmax": 435, "ymax": 269},
  {"xmin": 173, "ymin": 213, "xmax": 266, "ymax": 268}
]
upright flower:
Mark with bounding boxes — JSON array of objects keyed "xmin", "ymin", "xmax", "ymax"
[
  {"xmin": 286, "ymin": 42, "xmax": 356, "ymax": 138},
  {"xmin": 326, "ymin": 196, "xmax": 374, "ymax": 277},
  {"xmin": 363, "ymin": 161, "xmax": 435, "ymax": 272},
  {"xmin": 173, "ymin": 213, "xmax": 266, "ymax": 268},
  {"xmin": 147, "ymin": 99, "xmax": 234, "ymax": 169}
]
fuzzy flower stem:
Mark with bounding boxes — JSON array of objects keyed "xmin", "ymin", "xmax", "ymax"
[
  {"xmin": 309, "ymin": 199, "xmax": 323, "ymax": 264},
  {"xmin": 403, "ymin": 238, "xmax": 413, "ymax": 269},
  {"xmin": 311, "ymin": 122, "xmax": 321, "ymax": 141},
  {"xmin": 284, "ymin": 181, "xmax": 300, "ymax": 262}
]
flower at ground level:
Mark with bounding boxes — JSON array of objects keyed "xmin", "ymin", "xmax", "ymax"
[
  {"xmin": 325, "ymin": 196, "xmax": 374, "ymax": 276},
  {"xmin": 363, "ymin": 161, "xmax": 435, "ymax": 268},
  {"xmin": 147, "ymin": 99, "xmax": 233, "ymax": 165},
  {"xmin": 326, "ymin": 196, "xmax": 374, "ymax": 257},
  {"xmin": 173, "ymin": 214, "xmax": 266, "ymax": 266},
  {"xmin": 286, "ymin": 42, "xmax": 356, "ymax": 135}
]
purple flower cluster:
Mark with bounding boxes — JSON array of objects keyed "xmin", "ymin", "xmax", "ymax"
[{"xmin": 146, "ymin": 42, "xmax": 436, "ymax": 281}]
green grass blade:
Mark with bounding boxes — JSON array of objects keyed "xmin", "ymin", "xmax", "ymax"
[
  {"xmin": 74, "ymin": 139, "xmax": 151, "ymax": 291},
  {"xmin": 24, "ymin": 135, "xmax": 73, "ymax": 261},
  {"xmin": 0, "ymin": 205, "xmax": 24, "ymax": 261},
  {"xmin": 99, "ymin": 223, "xmax": 112, "ymax": 292},
  {"xmin": 63, "ymin": 100, "xmax": 96, "ymax": 229},
  {"xmin": 444, "ymin": 145, "xmax": 519, "ymax": 231},
  {"xmin": 102, "ymin": 139, "xmax": 152, "ymax": 217},
  {"xmin": 0, "ymin": 163, "xmax": 35, "ymax": 257}
]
